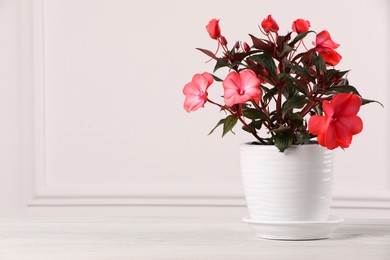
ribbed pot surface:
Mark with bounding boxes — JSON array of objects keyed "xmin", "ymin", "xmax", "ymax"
[{"xmin": 240, "ymin": 143, "xmax": 333, "ymax": 222}]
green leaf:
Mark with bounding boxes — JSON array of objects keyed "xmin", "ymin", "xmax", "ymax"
[
  {"xmin": 242, "ymin": 120, "xmax": 263, "ymax": 133},
  {"xmin": 277, "ymin": 72, "xmax": 295, "ymax": 80},
  {"xmin": 222, "ymin": 115, "xmax": 238, "ymax": 137},
  {"xmin": 289, "ymin": 112, "xmax": 304, "ymax": 122},
  {"xmin": 263, "ymin": 87, "xmax": 279, "ymax": 102},
  {"xmin": 313, "ymin": 55, "xmax": 326, "ymax": 74},
  {"xmin": 253, "ymin": 120, "xmax": 263, "ymax": 130},
  {"xmin": 293, "ymin": 79, "xmax": 310, "ymax": 96},
  {"xmin": 325, "ymin": 85, "xmax": 361, "ymax": 95},
  {"xmin": 273, "ymin": 130, "xmax": 294, "ymax": 152},
  {"xmin": 243, "ymin": 108, "xmax": 268, "ymax": 120},
  {"xmin": 282, "ymin": 96, "xmax": 309, "ymax": 118},
  {"xmin": 277, "ymin": 43, "xmax": 294, "ymax": 57},
  {"xmin": 295, "ymin": 132, "xmax": 312, "ymax": 144},
  {"xmin": 288, "ymin": 113, "xmax": 306, "ymax": 131},
  {"xmin": 286, "ymin": 62, "xmax": 314, "ymax": 81},
  {"xmin": 361, "ymin": 98, "xmax": 384, "ymax": 107},
  {"xmin": 290, "ymin": 31, "xmax": 313, "ymax": 46},
  {"xmin": 282, "ymin": 83, "xmax": 300, "ymax": 100},
  {"xmin": 249, "ymin": 54, "xmax": 277, "ymax": 76},
  {"xmin": 214, "ymin": 58, "xmax": 229, "ymax": 72},
  {"xmin": 212, "ymin": 75, "xmax": 223, "ymax": 82},
  {"xmin": 208, "ymin": 119, "xmax": 225, "ymax": 136}
]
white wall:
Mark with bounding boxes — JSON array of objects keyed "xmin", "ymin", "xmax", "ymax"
[{"xmin": 0, "ymin": 0, "xmax": 389, "ymax": 218}]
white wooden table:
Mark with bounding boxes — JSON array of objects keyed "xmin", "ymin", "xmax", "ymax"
[{"xmin": 0, "ymin": 218, "xmax": 388, "ymax": 259}]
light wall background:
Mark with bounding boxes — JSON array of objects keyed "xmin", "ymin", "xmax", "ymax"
[{"xmin": 0, "ymin": 0, "xmax": 389, "ymax": 218}]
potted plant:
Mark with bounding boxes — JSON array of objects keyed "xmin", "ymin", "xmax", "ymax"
[{"xmin": 182, "ymin": 15, "xmax": 379, "ymax": 240}]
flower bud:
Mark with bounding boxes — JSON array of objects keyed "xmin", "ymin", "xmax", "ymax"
[
  {"xmin": 261, "ymin": 15, "xmax": 279, "ymax": 33},
  {"xmin": 206, "ymin": 18, "xmax": 221, "ymax": 40},
  {"xmin": 220, "ymin": 36, "xmax": 228, "ymax": 46},
  {"xmin": 292, "ymin": 19, "xmax": 311, "ymax": 34},
  {"xmin": 243, "ymin": 42, "xmax": 250, "ymax": 52}
]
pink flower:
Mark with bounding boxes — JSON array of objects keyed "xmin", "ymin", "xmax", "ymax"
[
  {"xmin": 206, "ymin": 19, "xmax": 221, "ymax": 40},
  {"xmin": 292, "ymin": 19, "xmax": 310, "ymax": 34},
  {"xmin": 308, "ymin": 93, "xmax": 363, "ymax": 150},
  {"xmin": 222, "ymin": 69, "xmax": 261, "ymax": 107},
  {"xmin": 315, "ymin": 30, "xmax": 342, "ymax": 66},
  {"xmin": 261, "ymin": 15, "xmax": 279, "ymax": 33},
  {"xmin": 183, "ymin": 72, "xmax": 214, "ymax": 112}
]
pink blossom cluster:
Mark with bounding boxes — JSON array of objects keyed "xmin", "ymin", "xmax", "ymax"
[{"xmin": 182, "ymin": 15, "xmax": 375, "ymax": 150}]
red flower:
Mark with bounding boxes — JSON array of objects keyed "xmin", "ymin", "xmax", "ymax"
[
  {"xmin": 315, "ymin": 30, "xmax": 342, "ymax": 66},
  {"xmin": 316, "ymin": 47, "xmax": 342, "ymax": 66},
  {"xmin": 292, "ymin": 19, "xmax": 310, "ymax": 34},
  {"xmin": 183, "ymin": 72, "xmax": 214, "ymax": 112},
  {"xmin": 261, "ymin": 15, "xmax": 279, "ymax": 33},
  {"xmin": 223, "ymin": 69, "xmax": 261, "ymax": 107},
  {"xmin": 308, "ymin": 93, "xmax": 363, "ymax": 150},
  {"xmin": 316, "ymin": 30, "xmax": 340, "ymax": 49},
  {"xmin": 206, "ymin": 19, "xmax": 221, "ymax": 40}
]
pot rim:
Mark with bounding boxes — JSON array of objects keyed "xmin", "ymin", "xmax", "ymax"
[
  {"xmin": 240, "ymin": 142, "xmax": 326, "ymax": 152},
  {"xmin": 241, "ymin": 141, "xmax": 319, "ymax": 147}
]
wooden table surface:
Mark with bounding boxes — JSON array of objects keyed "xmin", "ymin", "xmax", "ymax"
[{"xmin": 0, "ymin": 218, "xmax": 388, "ymax": 259}]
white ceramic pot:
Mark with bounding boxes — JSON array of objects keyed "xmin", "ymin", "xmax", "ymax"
[{"xmin": 240, "ymin": 143, "xmax": 333, "ymax": 222}]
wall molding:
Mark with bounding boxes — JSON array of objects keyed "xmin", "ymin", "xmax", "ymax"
[{"xmin": 22, "ymin": 0, "xmax": 390, "ymax": 213}]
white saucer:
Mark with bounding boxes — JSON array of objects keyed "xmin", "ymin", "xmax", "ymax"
[{"xmin": 242, "ymin": 215, "xmax": 344, "ymax": 240}]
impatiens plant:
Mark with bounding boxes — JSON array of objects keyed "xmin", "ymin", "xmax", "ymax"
[{"xmin": 183, "ymin": 15, "xmax": 379, "ymax": 152}]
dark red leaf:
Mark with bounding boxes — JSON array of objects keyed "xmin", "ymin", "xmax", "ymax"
[
  {"xmin": 249, "ymin": 34, "xmax": 274, "ymax": 54},
  {"xmin": 196, "ymin": 48, "xmax": 218, "ymax": 60}
]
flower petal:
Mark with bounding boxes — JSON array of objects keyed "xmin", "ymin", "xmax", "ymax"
[
  {"xmin": 223, "ymin": 70, "xmax": 261, "ymax": 106},
  {"xmin": 240, "ymin": 69, "xmax": 261, "ymax": 100},
  {"xmin": 292, "ymin": 19, "xmax": 310, "ymax": 34},
  {"xmin": 183, "ymin": 94, "xmax": 206, "ymax": 112},
  {"xmin": 183, "ymin": 72, "xmax": 213, "ymax": 112},
  {"xmin": 183, "ymin": 82, "xmax": 199, "ymax": 96},
  {"xmin": 333, "ymin": 120, "xmax": 353, "ymax": 148},
  {"xmin": 308, "ymin": 115, "xmax": 327, "ymax": 135},
  {"xmin": 323, "ymin": 123, "xmax": 339, "ymax": 150},
  {"xmin": 206, "ymin": 19, "xmax": 221, "ymax": 40},
  {"xmin": 337, "ymin": 115, "xmax": 363, "ymax": 135},
  {"xmin": 261, "ymin": 15, "xmax": 279, "ymax": 33},
  {"xmin": 316, "ymin": 30, "xmax": 340, "ymax": 49},
  {"xmin": 317, "ymin": 47, "xmax": 342, "ymax": 66},
  {"xmin": 322, "ymin": 100, "xmax": 334, "ymax": 118},
  {"xmin": 240, "ymin": 70, "xmax": 260, "ymax": 89},
  {"xmin": 222, "ymin": 72, "xmax": 240, "ymax": 106},
  {"xmin": 192, "ymin": 74, "xmax": 210, "ymax": 93},
  {"xmin": 331, "ymin": 93, "xmax": 362, "ymax": 116},
  {"xmin": 202, "ymin": 72, "xmax": 214, "ymax": 86}
]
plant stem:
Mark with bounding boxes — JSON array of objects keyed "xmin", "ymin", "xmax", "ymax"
[
  {"xmin": 276, "ymin": 88, "xmax": 282, "ymax": 122},
  {"xmin": 251, "ymin": 101, "xmax": 273, "ymax": 130},
  {"xmin": 207, "ymin": 99, "xmax": 267, "ymax": 144},
  {"xmin": 300, "ymin": 92, "xmax": 325, "ymax": 117},
  {"xmin": 300, "ymin": 100, "xmax": 317, "ymax": 117}
]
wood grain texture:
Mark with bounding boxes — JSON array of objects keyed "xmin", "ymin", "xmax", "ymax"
[{"xmin": 0, "ymin": 218, "xmax": 388, "ymax": 259}]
